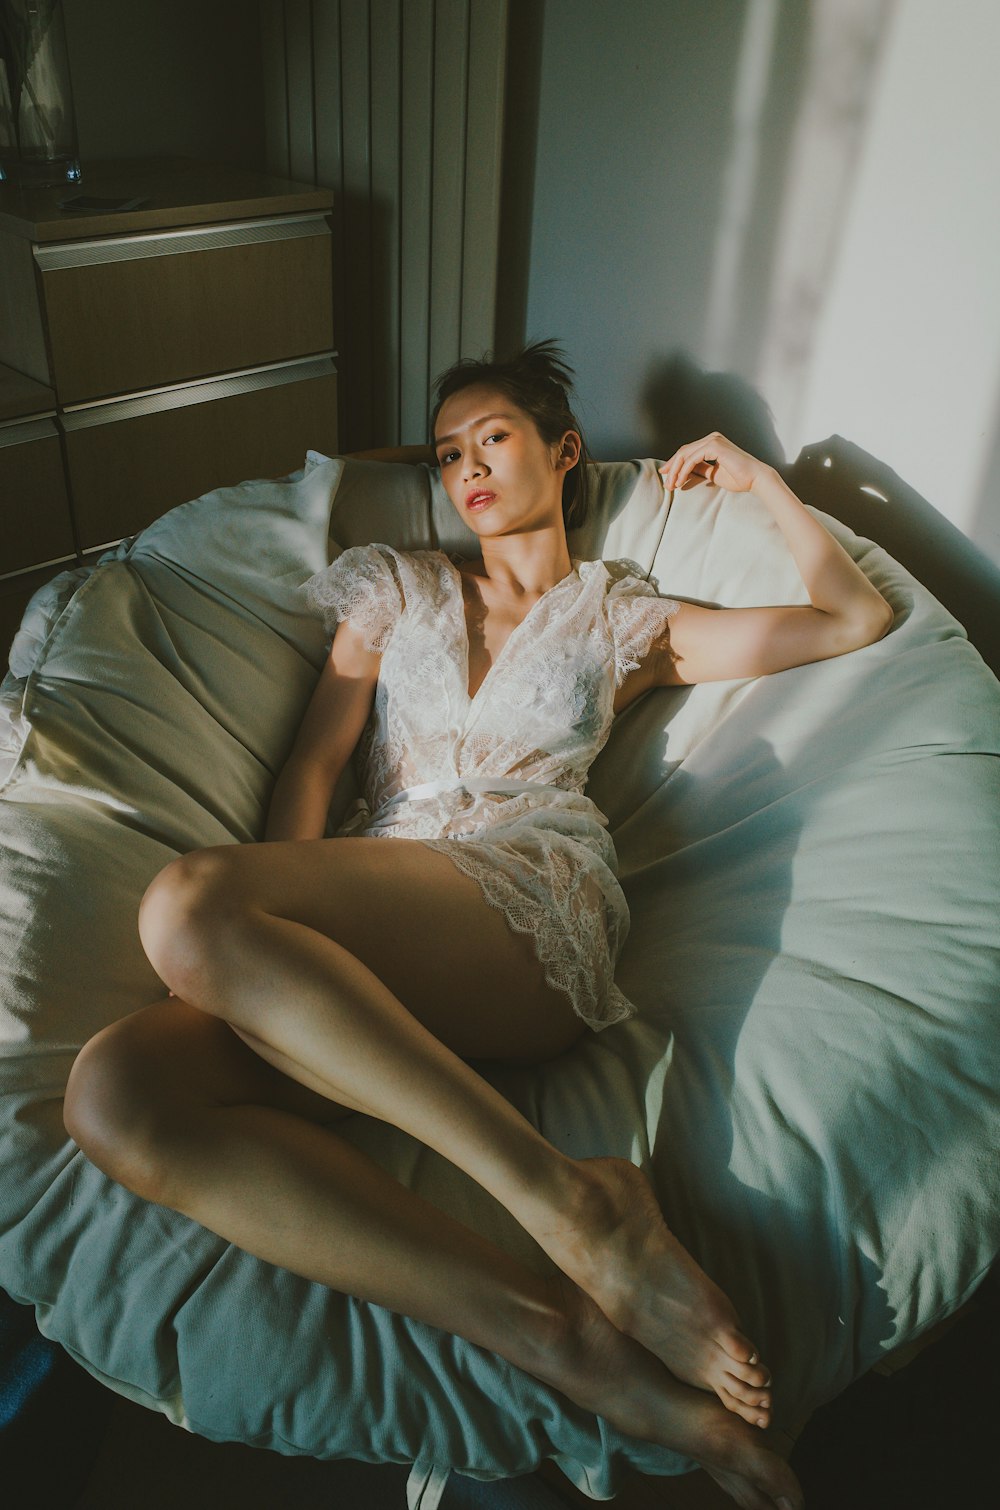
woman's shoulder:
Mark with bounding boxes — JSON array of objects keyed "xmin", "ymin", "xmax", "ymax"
[
  {"xmin": 365, "ymin": 544, "xmax": 459, "ymax": 606},
  {"xmin": 326, "ymin": 542, "xmax": 453, "ymax": 580},
  {"xmin": 581, "ymin": 560, "xmax": 680, "ymax": 684},
  {"xmin": 581, "ymin": 558, "xmax": 680, "ymax": 647},
  {"xmin": 332, "ymin": 541, "xmax": 443, "ymax": 566},
  {"xmin": 303, "ymin": 544, "xmax": 456, "ymax": 639},
  {"xmin": 577, "ymin": 557, "xmax": 665, "ymax": 598}
]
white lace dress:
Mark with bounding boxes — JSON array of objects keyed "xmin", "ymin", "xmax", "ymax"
[{"xmin": 304, "ymin": 544, "xmax": 678, "ymax": 1030}]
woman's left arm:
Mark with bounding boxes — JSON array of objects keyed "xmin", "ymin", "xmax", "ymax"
[{"xmin": 655, "ymin": 433, "xmax": 894, "ymax": 685}]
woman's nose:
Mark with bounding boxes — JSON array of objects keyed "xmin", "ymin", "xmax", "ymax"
[{"xmin": 464, "ymin": 454, "xmax": 487, "ymax": 481}]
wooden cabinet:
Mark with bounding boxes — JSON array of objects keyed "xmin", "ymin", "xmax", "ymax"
[
  {"xmin": 0, "ymin": 366, "xmax": 75, "ymax": 656},
  {"xmin": 0, "ymin": 368, "xmax": 72, "ymax": 571},
  {"xmin": 37, "ymin": 220, "xmax": 334, "ymax": 404},
  {"xmin": 0, "ymin": 158, "xmax": 338, "ymax": 655}
]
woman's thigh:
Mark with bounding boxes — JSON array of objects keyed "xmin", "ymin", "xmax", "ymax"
[
  {"xmin": 63, "ymin": 997, "xmax": 351, "ymax": 1193},
  {"xmin": 170, "ymin": 836, "xmax": 588, "ymax": 1064}
]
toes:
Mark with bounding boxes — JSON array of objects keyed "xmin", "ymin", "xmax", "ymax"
[
  {"xmin": 721, "ymin": 1370, "xmax": 771, "ymax": 1409},
  {"xmin": 718, "ymin": 1383, "xmax": 772, "ymax": 1429},
  {"xmin": 723, "ymin": 1332, "xmax": 761, "ymax": 1366},
  {"xmin": 723, "ymin": 1350, "xmax": 772, "ymax": 1389}
]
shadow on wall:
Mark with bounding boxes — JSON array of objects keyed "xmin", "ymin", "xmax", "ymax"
[
  {"xmin": 642, "ymin": 351, "xmax": 1000, "ymax": 679},
  {"xmin": 642, "ymin": 350, "xmax": 786, "ymax": 470}
]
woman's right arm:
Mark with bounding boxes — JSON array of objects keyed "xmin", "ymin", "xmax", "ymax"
[{"xmin": 264, "ymin": 621, "xmax": 380, "ymax": 842}]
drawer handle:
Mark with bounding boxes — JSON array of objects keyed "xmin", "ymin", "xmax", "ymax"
[
  {"xmin": 35, "ymin": 213, "xmax": 331, "ymax": 272},
  {"xmin": 60, "ymin": 354, "xmax": 338, "ymax": 430}
]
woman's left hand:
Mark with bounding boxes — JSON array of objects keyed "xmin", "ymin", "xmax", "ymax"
[{"xmin": 659, "ymin": 433, "xmax": 770, "ymax": 495}]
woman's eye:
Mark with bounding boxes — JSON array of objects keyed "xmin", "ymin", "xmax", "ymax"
[
  {"xmin": 438, "ymin": 450, "xmax": 458, "ymax": 466},
  {"xmin": 485, "ymin": 432, "xmax": 507, "ymax": 445}
]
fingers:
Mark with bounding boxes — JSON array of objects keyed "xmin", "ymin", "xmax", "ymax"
[
  {"xmin": 658, "ymin": 433, "xmax": 727, "ymax": 493},
  {"xmin": 658, "ymin": 432, "xmax": 761, "ymax": 494}
]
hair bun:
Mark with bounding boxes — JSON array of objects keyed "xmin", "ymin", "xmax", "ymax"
[{"xmin": 514, "ymin": 339, "xmax": 575, "ymax": 392}]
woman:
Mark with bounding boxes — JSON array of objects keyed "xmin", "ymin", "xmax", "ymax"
[{"xmin": 64, "ymin": 342, "xmax": 891, "ymax": 1510}]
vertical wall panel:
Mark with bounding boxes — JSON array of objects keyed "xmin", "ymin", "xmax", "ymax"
[
  {"xmin": 429, "ymin": 0, "xmax": 469, "ymax": 391},
  {"xmin": 340, "ymin": 0, "xmax": 375, "ymax": 447},
  {"xmin": 369, "ymin": 0, "xmax": 402, "ymax": 442},
  {"xmin": 460, "ymin": 0, "xmax": 507, "ymax": 357},
  {"xmin": 312, "ymin": 0, "xmax": 344, "ymax": 191},
  {"xmin": 284, "ymin": 0, "xmax": 317, "ymax": 182},
  {"xmin": 262, "ymin": 0, "xmax": 508, "ymax": 448},
  {"xmin": 312, "ymin": 0, "xmax": 346, "ymax": 401},
  {"xmin": 399, "ymin": 0, "xmax": 435, "ymax": 445},
  {"xmin": 259, "ymin": 0, "xmax": 290, "ymax": 176}
]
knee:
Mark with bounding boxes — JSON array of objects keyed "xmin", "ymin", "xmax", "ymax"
[
  {"xmin": 138, "ymin": 847, "xmax": 246, "ymax": 1000},
  {"xmin": 63, "ymin": 1023, "xmax": 175, "ymax": 1204}
]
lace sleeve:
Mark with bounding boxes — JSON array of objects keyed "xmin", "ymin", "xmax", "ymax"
[
  {"xmin": 605, "ymin": 567, "xmax": 680, "ymax": 687},
  {"xmin": 303, "ymin": 543, "xmax": 404, "ymax": 652}
]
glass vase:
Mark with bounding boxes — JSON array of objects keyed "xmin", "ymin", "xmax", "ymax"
[{"xmin": 0, "ymin": 0, "xmax": 81, "ymax": 187}]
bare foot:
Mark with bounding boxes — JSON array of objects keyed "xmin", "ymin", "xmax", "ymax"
[
  {"xmin": 534, "ymin": 1156, "xmax": 773, "ymax": 1426},
  {"xmin": 530, "ymin": 1277, "xmax": 801, "ymax": 1510}
]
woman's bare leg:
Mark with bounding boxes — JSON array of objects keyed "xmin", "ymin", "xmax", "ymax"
[
  {"xmin": 65, "ymin": 1001, "xmax": 800, "ymax": 1510},
  {"xmin": 111, "ymin": 835, "xmax": 773, "ymax": 1425}
]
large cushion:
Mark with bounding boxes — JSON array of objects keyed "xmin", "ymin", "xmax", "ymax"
[{"xmin": 0, "ymin": 453, "xmax": 997, "ymax": 1498}]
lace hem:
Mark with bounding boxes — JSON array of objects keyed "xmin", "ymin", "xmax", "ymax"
[{"xmin": 419, "ymin": 837, "xmax": 636, "ymax": 1032}]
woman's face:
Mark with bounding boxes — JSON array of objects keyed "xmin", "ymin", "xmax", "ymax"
[{"xmin": 433, "ymin": 384, "xmax": 579, "ymax": 540}]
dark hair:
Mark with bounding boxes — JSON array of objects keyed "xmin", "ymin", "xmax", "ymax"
[{"xmin": 430, "ymin": 339, "xmax": 591, "ymax": 530}]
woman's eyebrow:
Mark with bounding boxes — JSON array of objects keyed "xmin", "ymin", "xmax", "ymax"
[{"xmin": 435, "ymin": 413, "xmax": 515, "ymax": 446}]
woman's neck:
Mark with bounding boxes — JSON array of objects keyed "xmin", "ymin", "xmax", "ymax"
[{"xmin": 470, "ymin": 528, "xmax": 573, "ymax": 599}]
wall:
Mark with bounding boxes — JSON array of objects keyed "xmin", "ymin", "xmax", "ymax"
[
  {"xmin": 62, "ymin": 0, "xmax": 264, "ymax": 169},
  {"xmin": 513, "ymin": 0, "xmax": 1000, "ymax": 576},
  {"xmin": 258, "ymin": 0, "xmax": 509, "ymax": 452}
]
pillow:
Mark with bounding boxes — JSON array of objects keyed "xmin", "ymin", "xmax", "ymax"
[{"xmin": 307, "ymin": 448, "xmax": 673, "ymax": 566}]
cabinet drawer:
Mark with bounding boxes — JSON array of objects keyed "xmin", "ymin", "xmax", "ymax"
[
  {"xmin": 1, "ymin": 419, "xmax": 76, "ymax": 574},
  {"xmin": 38, "ymin": 215, "xmax": 334, "ymax": 405},
  {"xmin": 63, "ymin": 360, "xmax": 338, "ymax": 550}
]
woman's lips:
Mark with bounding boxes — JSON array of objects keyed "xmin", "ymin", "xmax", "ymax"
[{"xmin": 465, "ymin": 490, "xmax": 496, "ymax": 511}]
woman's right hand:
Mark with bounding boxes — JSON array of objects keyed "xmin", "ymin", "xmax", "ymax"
[{"xmin": 659, "ymin": 433, "xmax": 772, "ymax": 496}]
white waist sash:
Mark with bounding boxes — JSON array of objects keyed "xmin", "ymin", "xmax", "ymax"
[{"xmin": 380, "ymin": 777, "xmax": 570, "ymax": 814}]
